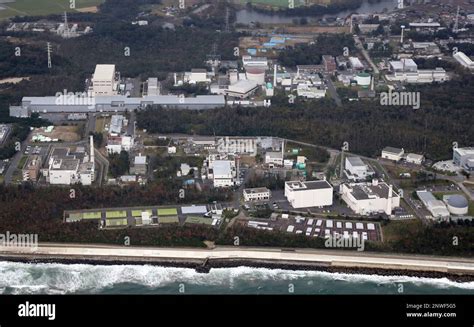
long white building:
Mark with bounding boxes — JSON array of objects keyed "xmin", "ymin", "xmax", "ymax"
[
  {"xmin": 243, "ymin": 187, "xmax": 271, "ymax": 202},
  {"xmin": 340, "ymin": 180, "xmax": 400, "ymax": 216},
  {"xmin": 285, "ymin": 180, "xmax": 333, "ymax": 208},
  {"xmin": 453, "ymin": 52, "xmax": 474, "ymax": 70}
]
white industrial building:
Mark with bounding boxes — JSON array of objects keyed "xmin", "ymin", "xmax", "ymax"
[
  {"xmin": 243, "ymin": 187, "xmax": 271, "ymax": 202},
  {"xmin": 285, "ymin": 180, "xmax": 333, "ymax": 208},
  {"xmin": 225, "ymin": 80, "xmax": 259, "ymax": 99},
  {"xmin": 296, "ymin": 84, "xmax": 326, "ymax": 98},
  {"xmin": 210, "ymin": 159, "xmax": 236, "ymax": 188},
  {"xmin": 340, "ymin": 180, "xmax": 400, "ymax": 216},
  {"xmin": 106, "ymin": 135, "xmax": 134, "ymax": 154},
  {"xmin": 92, "ymin": 64, "xmax": 119, "ymax": 96},
  {"xmin": 184, "ymin": 69, "xmax": 212, "ymax": 84},
  {"xmin": 416, "ymin": 190, "xmax": 450, "ymax": 220},
  {"xmin": 344, "ymin": 156, "xmax": 375, "ymax": 181},
  {"xmin": 381, "ymin": 147, "xmax": 404, "ymax": 162},
  {"xmin": 45, "ymin": 137, "xmax": 95, "ymax": 185},
  {"xmin": 453, "ymin": 147, "xmax": 474, "ymax": 173},
  {"xmin": 387, "ymin": 59, "xmax": 448, "ymax": 83},
  {"xmin": 242, "ymin": 55, "xmax": 268, "ymax": 68},
  {"xmin": 406, "ymin": 153, "xmax": 424, "ymax": 165},
  {"xmin": 109, "ymin": 115, "xmax": 125, "ymax": 135},
  {"xmin": 265, "ymin": 151, "xmax": 284, "ymax": 167},
  {"xmin": 453, "ymin": 51, "xmax": 474, "ymax": 70}
]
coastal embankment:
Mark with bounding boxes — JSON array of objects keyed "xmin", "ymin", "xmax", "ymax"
[{"xmin": 0, "ymin": 243, "xmax": 473, "ymax": 282}]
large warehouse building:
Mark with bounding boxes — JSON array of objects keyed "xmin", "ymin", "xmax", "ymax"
[
  {"xmin": 340, "ymin": 180, "xmax": 400, "ymax": 216},
  {"xmin": 10, "ymin": 95, "xmax": 226, "ymax": 116},
  {"xmin": 284, "ymin": 180, "xmax": 333, "ymax": 208}
]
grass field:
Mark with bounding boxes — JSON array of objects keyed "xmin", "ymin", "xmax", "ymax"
[
  {"xmin": 185, "ymin": 216, "xmax": 212, "ymax": 225},
  {"xmin": 105, "ymin": 210, "xmax": 127, "ymax": 218},
  {"xmin": 157, "ymin": 208, "xmax": 178, "ymax": 216},
  {"xmin": 106, "ymin": 218, "xmax": 128, "ymax": 227},
  {"xmin": 0, "ymin": 0, "xmax": 104, "ymax": 20},
  {"xmin": 131, "ymin": 209, "xmax": 153, "ymax": 217},
  {"xmin": 158, "ymin": 216, "xmax": 179, "ymax": 224}
]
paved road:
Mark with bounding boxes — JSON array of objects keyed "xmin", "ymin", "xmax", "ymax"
[
  {"xmin": 324, "ymin": 75, "xmax": 342, "ymax": 106},
  {"xmin": 1, "ymin": 243, "xmax": 473, "ymax": 275},
  {"xmin": 354, "ymin": 35, "xmax": 379, "ymax": 75},
  {"xmin": 3, "ymin": 140, "xmax": 27, "ymax": 185}
]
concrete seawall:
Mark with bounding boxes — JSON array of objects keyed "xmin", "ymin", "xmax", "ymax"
[{"xmin": 0, "ymin": 243, "xmax": 473, "ymax": 281}]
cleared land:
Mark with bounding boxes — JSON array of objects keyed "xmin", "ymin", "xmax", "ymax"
[{"xmin": 0, "ymin": 0, "xmax": 104, "ymax": 20}]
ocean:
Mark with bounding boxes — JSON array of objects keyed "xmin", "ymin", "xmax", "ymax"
[{"xmin": 0, "ymin": 261, "xmax": 473, "ymax": 295}]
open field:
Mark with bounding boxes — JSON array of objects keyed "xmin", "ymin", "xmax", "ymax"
[
  {"xmin": 30, "ymin": 126, "xmax": 81, "ymax": 142},
  {"xmin": 0, "ymin": 0, "xmax": 104, "ymax": 20}
]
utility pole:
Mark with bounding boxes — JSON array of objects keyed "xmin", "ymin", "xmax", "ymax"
[{"xmin": 47, "ymin": 42, "xmax": 52, "ymax": 69}]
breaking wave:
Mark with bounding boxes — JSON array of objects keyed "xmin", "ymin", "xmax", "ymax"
[{"xmin": 0, "ymin": 261, "xmax": 473, "ymax": 294}]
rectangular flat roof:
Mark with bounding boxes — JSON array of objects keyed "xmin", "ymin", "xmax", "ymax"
[
  {"xmin": 349, "ymin": 182, "xmax": 393, "ymax": 200},
  {"xmin": 346, "ymin": 156, "xmax": 365, "ymax": 167},
  {"xmin": 286, "ymin": 180, "xmax": 332, "ymax": 191},
  {"xmin": 93, "ymin": 64, "xmax": 115, "ymax": 80},
  {"xmin": 244, "ymin": 187, "xmax": 270, "ymax": 194},
  {"xmin": 382, "ymin": 146, "xmax": 403, "ymax": 155}
]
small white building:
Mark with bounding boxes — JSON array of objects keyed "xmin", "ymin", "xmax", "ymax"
[
  {"xmin": 453, "ymin": 147, "xmax": 474, "ymax": 173},
  {"xmin": 344, "ymin": 156, "xmax": 374, "ymax": 181},
  {"xmin": 265, "ymin": 151, "xmax": 283, "ymax": 167},
  {"xmin": 285, "ymin": 180, "xmax": 333, "ymax": 208},
  {"xmin": 381, "ymin": 147, "xmax": 404, "ymax": 162},
  {"xmin": 340, "ymin": 180, "xmax": 400, "ymax": 216},
  {"xmin": 243, "ymin": 187, "xmax": 271, "ymax": 202},
  {"xmin": 417, "ymin": 190, "xmax": 450, "ymax": 220},
  {"xmin": 406, "ymin": 153, "xmax": 424, "ymax": 165}
]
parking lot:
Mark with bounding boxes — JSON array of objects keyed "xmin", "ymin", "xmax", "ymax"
[{"xmin": 244, "ymin": 214, "xmax": 382, "ymax": 242}]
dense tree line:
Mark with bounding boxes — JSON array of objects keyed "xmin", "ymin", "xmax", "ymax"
[
  {"xmin": 248, "ymin": 0, "xmax": 363, "ymax": 17},
  {"xmin": 108, "ymin": 150, "xmax": 130, "ymax": 178},
  {"xmin": 137, "ymin": 73, "xmax": 474, "ymax": 160},
  {"xmin": 278, "ymin": 34, "xmax": 356, "ymax": 67},
  {"xmin": 216, "ymin": 223, "xmax": 473, "ymax": 257},
  {"xmin": 0, "ymin": 184, "xmax": 232, "ymax": 246}
]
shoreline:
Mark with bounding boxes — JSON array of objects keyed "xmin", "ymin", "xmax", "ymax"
[
  {"xmin": 1, "ymin": 255, "xmax": 473, "ymax": 283},
  {"xmin": 1, "ymin": 244, "xmax": 474, "ymax": 283}
]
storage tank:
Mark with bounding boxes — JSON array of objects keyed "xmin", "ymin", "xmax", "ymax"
[
  {"xmin": 355, "ymin": 73, "xmax": 371, "ymax": 88},
  {"xmin": 245, "ymin": 67, "xmax": 266, "ymax": 85},
  {"xmin": 445, "ymin": 195, "xmax": 468, "ymax": 215}
]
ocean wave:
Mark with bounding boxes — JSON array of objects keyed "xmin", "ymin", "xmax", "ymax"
[{"xmin": 0, "ymin": 261, "xmax": 472, "ymax": 294}]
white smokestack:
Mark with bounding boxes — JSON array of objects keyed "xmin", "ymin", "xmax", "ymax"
[
  {"xmin": 386, "ymin": 184, "xmax": 393, "ymax": 215},
  {"xmin": 273, "ymin": 64, "xmax": 277, "ymax": 87},
  {"xmin": 174, "ymin": 73, "xmax": 177, "ymax": 86},
  {"xmin": 90, "ymin": 135, "xmax": 95, "ymax": 164}
]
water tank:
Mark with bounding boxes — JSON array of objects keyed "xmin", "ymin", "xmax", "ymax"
[
  {"xmin": 446, "ymin": 195, "xmax": 468, "ymax": 215},
  {"xmin": 355, "ymin": 73, "xmax": 371, "ymax": 88},
  {"xmin": 245, "ymin": 67, "xmax": 266, "ymax": 85}
]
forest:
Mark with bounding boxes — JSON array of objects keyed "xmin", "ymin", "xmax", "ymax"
[
  {"xmin": 137, "ymin": 72, "xmax": 474, "ymax": 160},
  {"xmin": 278, "ymin": 34, "xmax": 356, "ymax": 67}
]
